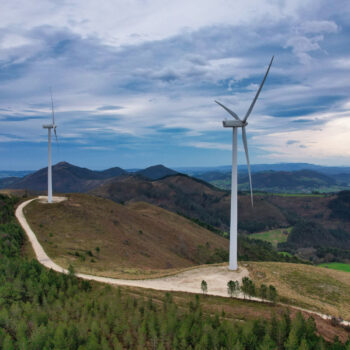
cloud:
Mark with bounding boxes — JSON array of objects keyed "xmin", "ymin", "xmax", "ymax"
[
  {"xmin": 1, "ymin": 0, "xmax": 350, "ymax": 168},
  {"xmin": 286, "ymin": 140, "xmax": 299, "ymax": 145},
  {"xmin": 97, "ymin": 105, "xmax": 123, "ymax": 111},
  {"xmin": 300, "ymin": 20, "xmax": 338, "ymax": 34},
  {"xmin": 79, "ymin": 146, "xmax": 112, "ymax": 150},
  {"xmin": 187, "ymin": 141, "xmax": 231, "ymax": 151},
  {"xmin": 252, "ymin": 110, "xmax": 350, "ymax": 164}
]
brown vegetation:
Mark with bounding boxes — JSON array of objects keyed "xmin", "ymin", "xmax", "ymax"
[
  {"xmin": 25, "ymin": 194, "xmax": 228, "ymax": 278},
  {"xmin": 247, "ymin": 261, "xmax": 350, "ymax": 320}
]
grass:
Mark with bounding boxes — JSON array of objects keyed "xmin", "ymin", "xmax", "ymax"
[
  {"xmin": 248, "ymin": 227, "xmax": 292, "ymax": 247},
  {"xmin": 278, "ymin": 251, "xmax": 293, "ymax": 257},
  {"xmin": 319, "ymin": 262, "xmax": 350, "ymax": 273},
  {"xmin": 247, "ymin": 261, "xmax": 350, "ymax": 320},
  {"xmin": 24, "ymin": 194, "xmax": 228, "ymax": 279}
]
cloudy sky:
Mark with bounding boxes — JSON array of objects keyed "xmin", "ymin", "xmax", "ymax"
[{"xmin": 1, "ymin": 0, "xmax": 350, "ymax": 170}]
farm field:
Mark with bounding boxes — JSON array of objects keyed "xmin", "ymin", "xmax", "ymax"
[
  {"xmin": 319, "ymin": 262, "xmax": 350, "ymax": 273},
  {"xmin": 248, "ymin": 227, "xmax": 292, "ymax": 247}
]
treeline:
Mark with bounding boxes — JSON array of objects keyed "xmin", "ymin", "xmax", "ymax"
[
  {"xmin": 226, "ymin": 277, "xmax": 278, "ymax": 303},
  {"xmin": 239, "ymin": 237, "xmax": 304, "ymax": 264},
  {"xmin": 204, "ymin": 277, "xmax": 278, "ymax": 303},
  {"xmin": 0, "ymin": 195, "xmax": 349, "ymax": 349}
]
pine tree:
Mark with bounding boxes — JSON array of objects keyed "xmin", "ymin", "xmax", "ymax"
[
  {"xmin": 53, "ymin": 323, "xmax": 68, "ymax": 349},
  {"xmin": 227, "ymin": 280, "xmax": 239, "ymax": 297},
  {"xmin": 298, "ymin": 338, "xmax": 310, "ymax": 350},
  {"xmin": 201, "ymin": 280, "xmax": 208, "ymax": 295},
  {"xmin": 3, "ymin": 334, "xmax": 14, "ymax": 350},
  {"xmin": 259, "ymin": 334, "xmax": 277, "ymax": 350},
  {"xmin": 259, "ymin": 284, "xmax": 268, "ymax": 301},
  {"xmin": 85, "ymin": 333, "xmax": 100, "ymax": 350},
  {"xmin": 285, "ymin": 327, "xmax": 299, "ymax": 350},
  {"xmin": 112, "ymin": 336, "xmax": 123, "ymax": 350},
  {"xmin": 267, "ymin": 285, "xmax": 277, "ymax": 303}
]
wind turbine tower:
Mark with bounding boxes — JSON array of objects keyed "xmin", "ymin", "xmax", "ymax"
[
  {"xmin": 42, "ymin": 90, "xmax": 58, "ymax": 204},
  {"xmin": 215, "ymin": 57, "xmax": 274, "ymax": 270}
]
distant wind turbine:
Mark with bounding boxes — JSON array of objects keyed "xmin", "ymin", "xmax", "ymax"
[
  {"xmin": 42, "ymin": 88, "xmax": 58, "ymax": 203},
  {"xmin": 215, "ymin": 56, "xmax": 274, "ymax": 270}
]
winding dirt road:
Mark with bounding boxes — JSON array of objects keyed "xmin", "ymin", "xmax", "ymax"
[{"xmin": 16, "ymin": 196, "xmax": 350, "ymax": 327}]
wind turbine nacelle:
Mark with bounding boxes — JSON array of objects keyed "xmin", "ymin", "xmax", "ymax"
[
  {"xmin": 223, "ymin": 120, "xmax": 246, "ymax": 128},
  {"xmin": 43, "ymin": 124, "xmax": 54, "ymax": 129}
]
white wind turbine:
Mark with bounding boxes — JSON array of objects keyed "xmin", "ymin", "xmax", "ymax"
[
  {"xmin": 42, "ymin": 89, "xmax": 58, "ymax": 203},
  {"xmin": 215, "ymin": 56, "xmax": 274, "ymax": 270}
]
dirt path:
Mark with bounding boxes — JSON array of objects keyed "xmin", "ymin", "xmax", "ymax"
[{"xmin": 16, "ymin": 197, "xmax": 350, "ymax": 327}]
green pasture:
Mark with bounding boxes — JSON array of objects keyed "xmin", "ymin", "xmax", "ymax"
[
  {"xmin": 249, "ymin": 227, "xmax": 292, "ymax": 247},
  {"xmin": 319, "ymin": 262, "xmax": 350, "ymax": 273}
]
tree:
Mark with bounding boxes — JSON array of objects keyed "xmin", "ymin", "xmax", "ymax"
[
  {"xmin": 201, "ymin": 280, "xmax": 208, "ymax": 295},
  {"xmin": 268, "ymin": 285, "xmax": 277, "ymax": 303},
  {"xmin": 259, "ymin": 284, "xmax": 268, "ymax": 301},
  {"xmin": 68, "ymin": 264, "xmax": 75, "ymax": 277},
  {"xmin": 298, "ymin": 338, "xmax": 310, "ymax": 350},
  {"xmin": 241, "ymin": 277, "xmax": 255, "ymax": 299},
  {"xmin": 3, "ymin": 335, "xmax": 14, "ymax": 350},
  {"xmin": 259, "ymin": 334, "xmax": 276, "ymax": 350},
  {"xmin": 227, "ymin": 280, "xmax": 239, "ymax": 297},
  {"xmin": 227, "ymin": 280, "xmax": 234, "ymax": 297}
]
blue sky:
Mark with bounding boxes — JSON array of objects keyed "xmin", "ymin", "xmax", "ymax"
[{"xmin": 1, "ymin": 0, "xmax": 350, "ymax": 170}]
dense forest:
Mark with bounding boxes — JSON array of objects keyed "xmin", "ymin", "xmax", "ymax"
[
  {"xmin": 329, "ymin": 191, "xmax": 350, "ymax": 221},
  {"xmin": 0, "ymin": 194, "xmax": 349, "ymax": 349}
]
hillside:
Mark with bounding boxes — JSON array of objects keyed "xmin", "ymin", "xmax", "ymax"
[
  {"xmin": 3, "ymin": 189, "xmax": 348, "ymax": 348},
  {"xmin": 248, "ymin": 262, "xmax": 350, "ymax": 320},
  {"xmin": 3, "ymin": 162, "xmax": 127, "ymax": 192},
  {"xmin": 0, "ymin": 176, "xmax": 20, "ymax": 188},
  {"xmin": 25, "ymin": 194, "xmax": 229, "ymax": 277},
  {"xmin": 20, "ymin": 193, "xmax": 350, "ymax": 338},
  {"xmin": 240, "ymin": 170, "xmax": 336, "ymax": 192},
  {"xmin": 91, "ymin": 174, "xmax": 290, "ymax": 232}
]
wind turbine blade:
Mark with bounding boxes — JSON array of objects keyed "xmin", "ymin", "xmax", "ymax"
[
  {"xmin": 50, "ymin": 87, "xmax": 55, "ymax": 125},
  {"xmin": 215, "ymin": 100, "xmax": 241, "ymax": 121},
  {"xmin": 243, "ymin": 56, "xmax": 274, "ymax": 122},
  {"xmin": 242, "ymin": 126, "xmax": 253, "ymax": 207},
  {"xmin": 54, "ymin": 127, "xmax": 58, "ymax": 143}
]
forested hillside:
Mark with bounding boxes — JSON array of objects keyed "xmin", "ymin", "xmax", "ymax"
[{"xmin": 1, "ymin": 194, "xmax": 349, "ymax": 348}]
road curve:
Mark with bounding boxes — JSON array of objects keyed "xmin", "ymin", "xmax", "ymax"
[{"xmin": 16, "ymin": 196, "xmax": 350, "ymax": 327}]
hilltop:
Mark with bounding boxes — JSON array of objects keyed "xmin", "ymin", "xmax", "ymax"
[
  {"xmin": 135, "ymin": 164, "xmax": 178, "ymax": 180},
  {"xmin": 1, "ymin": 162, "xmax": 127, "ymax": 192}
]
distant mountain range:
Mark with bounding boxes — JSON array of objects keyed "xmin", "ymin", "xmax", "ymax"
[
  {"xmin": 1, "ymin": 161, "xmax": 350, "ymax": 194},
  {"xmin": 178, "ymin": 162, "xmax": 350, "ymax": 175},
  {"xmin": 194, "ymin": 168, "xmax": 350, "ymax": 192},
  {"xmin": 0, "ymin": 170, "xmax": 33, "ymax": 179},
  {"xmin": 0, "ymin": 162, "xmax": 178, "ymax": 193}
]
